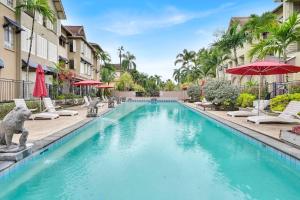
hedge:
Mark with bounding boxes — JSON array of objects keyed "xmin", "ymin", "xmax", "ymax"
[
  {"xmin": 270, "ymin": 93, "xmax": 300, "ymax": 112},
  {"xmin": 0, "ymin": 100, "xmax": 40, "ymax": 120}
]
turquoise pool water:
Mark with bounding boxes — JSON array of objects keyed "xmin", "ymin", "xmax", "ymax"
[{"xmin": 0, "ymin": 102, "xmax": 300, "ymax": 200}]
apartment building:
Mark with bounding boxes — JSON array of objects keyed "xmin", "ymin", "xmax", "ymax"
[
  {"xmin": 20, "ymin": 0, "xmax": 66, "ymax": 98},
  {"xmin": 221, "ymin": 0, "xmax": 300, "ymax": 86},
  {"xmin": 0, "ymin": 0, "xmax": 66, "ymax": 101},
  {"xmin": 64, "ymin": 26, "xmax": 96, "ymax": 81},
  {"xmin": 0, "ymin": 0, "xmax": 22, "ymax": 84},
  {"xmin": 90, "ymin": 42, "xmax": 103, "ymax": 81}
]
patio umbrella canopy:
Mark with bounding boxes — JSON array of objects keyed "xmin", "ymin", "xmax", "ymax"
[
  {"xmin": 226, "ymin": 61, "xmax": 300, "ymax": 115},
  {"xmin": 226, "ymin": 61, "xmax": 300, "ymax": 75},
  {"xmin": 73, "ymin": 80, "xmax": 103, "ymax": 86},
  {"xmin": 33, "ymin": 64, "xmax": 48, "ymax": 111},
  {"xmin": 33, "ymin": 64, "xmax": 48, "ymax": 97}
]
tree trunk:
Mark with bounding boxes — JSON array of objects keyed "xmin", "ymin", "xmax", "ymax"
[
  {"xmin": 26, "ymin": 11, "xmax": 36, "ymax": 82},
  {"xmin": 233, "ymin": 48, "xmax": 238, "ymax": 66}
]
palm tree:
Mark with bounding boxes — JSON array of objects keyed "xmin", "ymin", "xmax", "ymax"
[
  {"xmin": 98, "ymin": 51, "xmax": 111, "ymax": 65},
  {"xmin": 100, "ymin": 65, "xmax": 116, "ymax": 85},
  {"xmin": 173, "ymin": 68, "xmax": 182, "ymax": 83},
  {"xmin": 118, "ymin": 46, "xmax": 124, "ymax": 67},
  {"xmin": 16, "ymin": 0, "xmax": 55, "ymax": 82},
  {"xmin": 243, "ymin": 12, "xmax": 278, "ymax": 42},
  {"xmin": 215, "ymin": 22, "xmax": 246, "ymax": 66},
  {"xmin": 249, "ymin": 13, "xmax": 300, "ymax": 63},
  {"xmin": 122, "ymin": 51, "xmax": 137, "ymax": 71},
  {"xmin": 174, "ymin": 49, "xmax": 196, "ymax": 68}
]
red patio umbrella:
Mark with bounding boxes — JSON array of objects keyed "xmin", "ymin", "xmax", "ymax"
[
  {"xmin": 33, "ymin": 64, "xmax": 48, "ymax": 111},
  {"xmin": 72, "ymin": 80, "xmax": 103, "ymax": 86},
  {"xmin": 226, "ymin": 61, "xmax": 300, "ymax": 115}
]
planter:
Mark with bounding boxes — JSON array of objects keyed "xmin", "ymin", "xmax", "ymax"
[{"xmin": 280, "ymin": 130, "xmax": 300, "ymax": 148}]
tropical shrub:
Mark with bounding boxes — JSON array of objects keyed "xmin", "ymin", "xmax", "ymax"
[
  {"xmin": 236, "ymin": 93, "xmax": 256, "ymax": 108},
  {"xmin": 164, "ymin": 80, "xmax": 176, "ymax": 91},
  {"xmin": 116, "ymin": 72, "xmax": 134, "ymax": 91},
  {"xmin": 290, "ymin": 85, "xmax": 300, "ymax": 94},
  {"xmin": 63, "ymin": 93, "xmax": 81, "ymax": 99},
  {"xmin": 270, "ymin": 93, "xmax": 300, "ymax": 111},
  {"xmin": 204, "ymin": 80, "xmax": 239, "ymax": 110},
  {"xmin": 133, "ymin": 84, "xmax": 146, "ymax": 93},
  {"xmin": 0, "ymin": 100, "xmax": 40, "ymax": 119},
  {"xmin": 187, "ymin": 85, "xmax": 201, "ymax": 102},
  {"xmin": 145, "ymin": 78, "xmax": 160, "ymax": 97}
]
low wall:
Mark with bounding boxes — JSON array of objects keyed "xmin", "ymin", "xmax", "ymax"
[
  {"xmin": 111, "ymin": 91, "xmax": 136, "ymax": 98},
  {"xmin": 112, "ymin": 91, "xmax": 188, "ymax": 100},
  {"xmin": 159, "ymin": 91, "xmax": 188, "ymax": 100}
]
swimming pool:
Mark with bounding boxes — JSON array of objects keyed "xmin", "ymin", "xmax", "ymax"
[{"xmin": 0, "ymin": 102, "xmax": 300, "ymax": 200}]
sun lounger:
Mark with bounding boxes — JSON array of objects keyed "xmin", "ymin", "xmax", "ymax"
[
  {"xmin": 194, "ymin": 98, "xmax": 213, "ymax": 111},
  {"xmin": 227, "ymin": 100, "xmax": 269, "ymax": 117},
  {"xmin": 14, "ymin": 99, "xmax": 59, "ymax": 120},
  {"xmin": 81, "ymin": 96, "xmax": 90, "ymax": 107},
  {"xmin": 247, "ymin": 101, "xmax": 300, "ymax": 124},
  {"xmin": 43, "ymin": 97, "xmax": 78, "ymax": 116}
]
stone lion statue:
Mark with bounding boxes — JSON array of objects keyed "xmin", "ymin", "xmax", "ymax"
[{"xmin": 0, "ymin": 106, "xmax": 32, "ymax": 152}]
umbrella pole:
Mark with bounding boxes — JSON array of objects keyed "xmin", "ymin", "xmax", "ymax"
[
  {"xmin": 40, "ymin": 97, "xmax": 42, "ymax": 112},
  {"xmin": 258, "ymin": 74, "xmax": 262, "ymax": 116}
]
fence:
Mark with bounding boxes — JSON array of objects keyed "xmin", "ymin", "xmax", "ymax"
[
  {"xmin": 0, "ymin": 78, "xmax": 55, "ymax": 102},
  {"xmin": 239, "ymin": 80, "xmax": 300, "ymax": 99}
]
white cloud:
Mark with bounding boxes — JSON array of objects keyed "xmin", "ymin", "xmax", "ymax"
[{"xmin": 100, "ymin": 3, "xmax": 236, "ymax": 36}]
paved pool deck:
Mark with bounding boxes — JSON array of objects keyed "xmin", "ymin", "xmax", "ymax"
[
  {"xmin": 0, "ymin": 104, "xmax": 110, "ymax": 172},
  {"xmin": 185, "ymin": 102, "xmax": 294, "ymax": 139}
]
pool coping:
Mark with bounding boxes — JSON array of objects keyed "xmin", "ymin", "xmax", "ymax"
[
  {"xmin": 0, "ymin": 107, "xmax": 113, "ymax": 173},
  {"xmin": 181, "ymin": 102, "xmax": 300, "ymax": 161}
]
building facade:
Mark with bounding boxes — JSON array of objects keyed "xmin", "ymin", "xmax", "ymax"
[
  {"xmin": 221, "ymin": 0, "xmax": 300, "ymax": 88},
  {"xmin": 0, "ymin": 0, "xmax": 104, "ymax": 101}
]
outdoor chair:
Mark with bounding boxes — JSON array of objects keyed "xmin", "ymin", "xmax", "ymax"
[
  {"xmin": 227, "ymin": 100, "xmax": 269, "ymax": 117},
  {"xmin": 43, "ymin": 97, "xmax": 78, "ymax": 116},
  {"xmin": 247, "ymin": 101, "xmax": 300, "ymax": 124},
  {"xmin": 14, "ymin": 99, "xmax": 59, "ymax": 120}
]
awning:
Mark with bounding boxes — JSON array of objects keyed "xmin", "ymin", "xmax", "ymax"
[
  {"xmin": 81, "ymin": 57, "xmax": 92, "ymax": 65},
  {"xmin": 22, "ymin": 60, "xmax": 57, "ymax": 74},
  {"xmin": 3, "ymin": 16, "xmax": 24, "ymax": 33},
  {"xmin": 59, "ymin": 56, "xmax": 69, "ymax": 63},
  {"xmin": 0, "ymin": 58, "xmax": 4, "ymax": 68}
]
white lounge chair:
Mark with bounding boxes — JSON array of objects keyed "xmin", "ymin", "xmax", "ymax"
[
  {"xmin": 14, "ymin": 99, "xmax": 59, "ymax": 120},
  {"xmin": 81, "ymin": 96, "xmax": 90, "ymax": 107},
  {"xmin": 43, "ymin": 97, "xmax": 78, "ymax": 116},
  {"xmin": 247, "ymin": 101, "xmax": 300, "ymax": 124},
  {"xmin": 102, "ymin": 96, "xmax": 109, "ymax": 103},
  {"xmin": 194, "ymin": 98, "xmax": 213, "ymax": 111},
  {"xmin": 227, "ymin": 100, "xmax": 269, "ymax": 117}
]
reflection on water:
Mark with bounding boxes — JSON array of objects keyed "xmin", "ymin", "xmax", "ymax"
[{"xmin": 0, "ymin": 102, "xmax": 300, "ymax": 200}]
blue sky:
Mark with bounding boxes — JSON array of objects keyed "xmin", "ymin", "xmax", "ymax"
[{"xmin": 62, "ymin": 0, "xmax": 279, "ymax": 80}]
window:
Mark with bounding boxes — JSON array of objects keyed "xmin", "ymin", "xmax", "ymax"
[
  {"xmin": 21, "ymin": 27, "xmax": 36, "ymax": 54},
  {"xmin": 5, "ymin": 0, "xmax": 13, "ymax": 7},
  {"xmin": 70, "ymin": 40, "xmax": 76, "ymax": 52},
  {"xmin": 80, "ymin": 62, "xmax": 84, "ymax": 74},
  {"xmin": 59, "ymin": 36, "xmax": 66, "ymax": 47},
  {"xmin": 46, "ymin": 19, "xmax": 54, "ymax": 31},
  {"xmin": 36, "ymin": 12, "xmax": 43, "ymax": 25},
  {"xmin": 48, "ymin": 41, "xmax": 57, "ymax": 62},
  {"xmin": 69, "ymin": 60, "xmax": 74, "ymax": 69},
  {"xmin": 4, "ymin": 26, "xmax": 14, "ymax": 49},
  {"xmin": 37, "ymin": 35, "xmax": 47, "ymax": 59}
]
